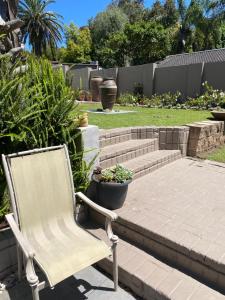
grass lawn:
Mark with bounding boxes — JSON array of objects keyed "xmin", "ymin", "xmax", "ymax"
[
  {"xmin": 78, "ymin": 103, "xmax": 211, "ymax": 129},
  {"xmin": 200, "ymin": 146, "xmax": 225, "ymax": 163}
]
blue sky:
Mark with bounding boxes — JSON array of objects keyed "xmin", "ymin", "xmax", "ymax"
[{"xmin": 49, "ymin": 0, "xmax": 153, "ymax": 28}]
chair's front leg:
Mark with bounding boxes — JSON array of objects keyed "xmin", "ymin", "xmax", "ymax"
[
  {"xmin": 112, "ymin": 235, "xmax": 118, "ymax": 291},
  {"xmin": 16, "ymin": 244, "xmax": 23, "ymax": 281},
  {"xmin": 26, "ymin": 258, "xmax": 40, "ymax": 300},
  {"xmin": 105, "ymin": 218, "xmax": 119, "ymax": 291}
]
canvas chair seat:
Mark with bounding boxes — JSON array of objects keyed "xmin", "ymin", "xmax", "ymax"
[
  {"xmin": 25, "ymin": 219, "xmax": 111, "ymax": 287},
  {"xmin": 25, "ymin": 218, "xmax": 111, "ymax": 287}
]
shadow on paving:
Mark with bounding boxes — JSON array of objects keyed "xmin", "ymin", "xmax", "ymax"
[{"xmin": 2, "ymin": 266, "xmax": 137, "ymax": 300}]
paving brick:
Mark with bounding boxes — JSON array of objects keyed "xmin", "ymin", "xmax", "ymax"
[
  {"xmin": 170, "ymin": 277, "xmax": 200, "ymax": 299},
  {"xmin": 157, "ymin": 270, "xmax": 183, "ymax": 298}
]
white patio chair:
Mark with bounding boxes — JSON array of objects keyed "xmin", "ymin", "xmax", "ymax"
[{"xmin": 2, "ymin": 145, "xmax": 118, "ymax": 300}]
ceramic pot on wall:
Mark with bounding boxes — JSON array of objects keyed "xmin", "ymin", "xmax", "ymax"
[
  {"xmin": 99, "ymin": 78, "xmax": 117, "ymax": 111},
  {"xmin": 90, "ymin": 76, "xmax": 103, "ymax": 102}
]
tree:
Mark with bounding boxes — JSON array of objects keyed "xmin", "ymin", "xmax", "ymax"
[
  {"xmin": 59, "ymin": 23, "xmax": 92, "ymax": 63},
  {"xmin": 145, "ymin": 0, "xmax": 178, "ymax": 28},
  {"xmin": 89, "ymin": 6, "xmax": 128, "ymax": 65},
  {"xmin": 111, "ymin": 0, "xmax": 145, "ymax": 23},
  {"xmin": 162, "ymin": 0, "xmax": 178, "ymax": 28},
  {"xmin": 124, "ymin": 21, "xmax": 172, "ymax": 65},
  {"xmin": 89, "ymin": 6, "xmax": 128, "ymax": 46},
  {"xmin": 18, "ymin": 0, "xmax": 63, "ymax": 57},
  {"xmin": 0, "ymin": 0, "xmax": 24, "ymax": 57},
  {"xmin": 95, "ymin": 31, "xmax": 127, "ymax": 68}
]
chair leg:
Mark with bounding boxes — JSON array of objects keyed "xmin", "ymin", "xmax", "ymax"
[
  {"xmin": 30, "ymin": 282, "xmax": 40, "ymax": 300},
  {"xmin": 16, "ymin": 245, "xmax": 23, "ymax": 281},
  {"xmin": 26, "ymin": 258, "xmax": 40, "ymax": 300},
  {"xmin": 112, "ymin": 237, "xmax": 118, "ymax": 291}
]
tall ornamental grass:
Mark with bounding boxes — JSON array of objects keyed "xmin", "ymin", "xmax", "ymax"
[{"xmin": 0, "ymin": 56, "xmax": 86, "ymax": 222}]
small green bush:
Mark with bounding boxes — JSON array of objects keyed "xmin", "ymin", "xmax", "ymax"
[{"xmin": 117, "ymin": 93, "xmax": 138, "ymax": 105}]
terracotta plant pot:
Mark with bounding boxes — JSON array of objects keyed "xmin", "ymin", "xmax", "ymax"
[{"xmin": 90, "ymin": 76, "xmax": 103, "ymax": 102}]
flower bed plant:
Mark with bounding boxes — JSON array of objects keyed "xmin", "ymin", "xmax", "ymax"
[
  {"xmin": 186, "ymin": 82, "xmax": 225, "ymax": 110},
  {"xmin": 116, "ymin": 82, "xmax": 225, "ymax": 110}
]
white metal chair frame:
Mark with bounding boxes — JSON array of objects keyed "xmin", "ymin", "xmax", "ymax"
[{"xmin": 2, "ymin": 145, "xmax": 118, "ymax": 300}]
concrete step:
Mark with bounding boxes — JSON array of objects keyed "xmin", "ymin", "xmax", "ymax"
[
  {"xmin": 87, "ymin": 224, "xmax": 224, "ymax": 300},
  {"xmin": 100, "ymin": 128, "xmax": 132, "ymax": 148},
  {"xmin": 100, "ymin": 139, "xmax": 159, "ymax": 169},
  {"xmin": 100, "ymin": 127, "xmax": 159, "ymax": 148},
  {"xmin": 121, "ymin": 150, "xmax": 181, "ymax": 179}
]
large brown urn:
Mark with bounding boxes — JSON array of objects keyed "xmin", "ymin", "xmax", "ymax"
[
  {"xmin": 99, "ymin": 78, "xmax": 117, "ymax": 111},
  {"xmin": 90, "ymin": 76, "xmax": 103, "ymax": 102}
]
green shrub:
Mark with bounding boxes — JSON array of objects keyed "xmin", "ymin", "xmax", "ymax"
[
  {"xmin": 117, "ymin": 93, "xmax": 138, "ymax": 105},
  {"xmin": 0, "ymin": 56, "xmax": 89, "ymax": 222},
  {"xmin": 142, "ymin": 92, "xmax": 181, "ymax": 108}
]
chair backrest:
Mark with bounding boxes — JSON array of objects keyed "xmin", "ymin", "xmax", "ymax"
[{"xmin": 2, "ymin": 145, "xmax": 75, "ymax": 232}]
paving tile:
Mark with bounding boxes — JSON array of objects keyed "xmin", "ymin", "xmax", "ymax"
[
  {"xmin": 170, "ymin": 277, "xmax": 200, "ymax": 299},
  {"xmin": 157, "ymin": 270, "xmax": 183, "ymax": 297}
]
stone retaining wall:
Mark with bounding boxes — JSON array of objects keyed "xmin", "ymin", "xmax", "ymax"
[
  {"xmin": 100, "ymin": 122, "xmax": 225, "ymax": 157},
  {"xmin": 187, "ymin": 120, "xmax": 225, "ymax": 156}
]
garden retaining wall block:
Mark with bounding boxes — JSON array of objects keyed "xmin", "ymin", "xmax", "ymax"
[
  {"xmin": 158, "ymin": 126, "xmax": 190, "ymax": 155},
  {"xmin": 187, "ymin": 120, "xmax": 225, "ymax": 156}
]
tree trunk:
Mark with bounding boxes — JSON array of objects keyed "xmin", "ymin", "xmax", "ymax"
[{"xmin": 0, "ymin": 0, "xmax": 22, "ymax": 54}]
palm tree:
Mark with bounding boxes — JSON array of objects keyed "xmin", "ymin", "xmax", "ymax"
[
  {"xmin": 176, "ymin": 0, "xmax": 223, "ymax": 53},
  {"xmin": 176, "ymin": 0, "xmax": 196, "ymax": 53},
  {"xmin": 18, "ymin": 0, "xmax": 63, "ymax": 57}
]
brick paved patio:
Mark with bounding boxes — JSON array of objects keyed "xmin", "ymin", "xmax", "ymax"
[
  {"xmin": 89, "ymin": 157, "xmax": 225, "ymax": 299},
  {"xmin": 119, "ymin": 157, "xmax": 225, "ymax": 261}
]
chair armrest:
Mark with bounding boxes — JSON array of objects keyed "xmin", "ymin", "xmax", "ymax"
[
  {"xmin": 75, "ymin": 192, "xmax": 118, "ymax": 221},
  {"xmin": 5, "ymin": 213, "xmax": 35, "ymax": 259}
]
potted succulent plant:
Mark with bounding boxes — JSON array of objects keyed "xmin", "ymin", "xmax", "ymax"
[{"xmin": 92, "ymin": 165, "xmax": 133, "ymax": 210}]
